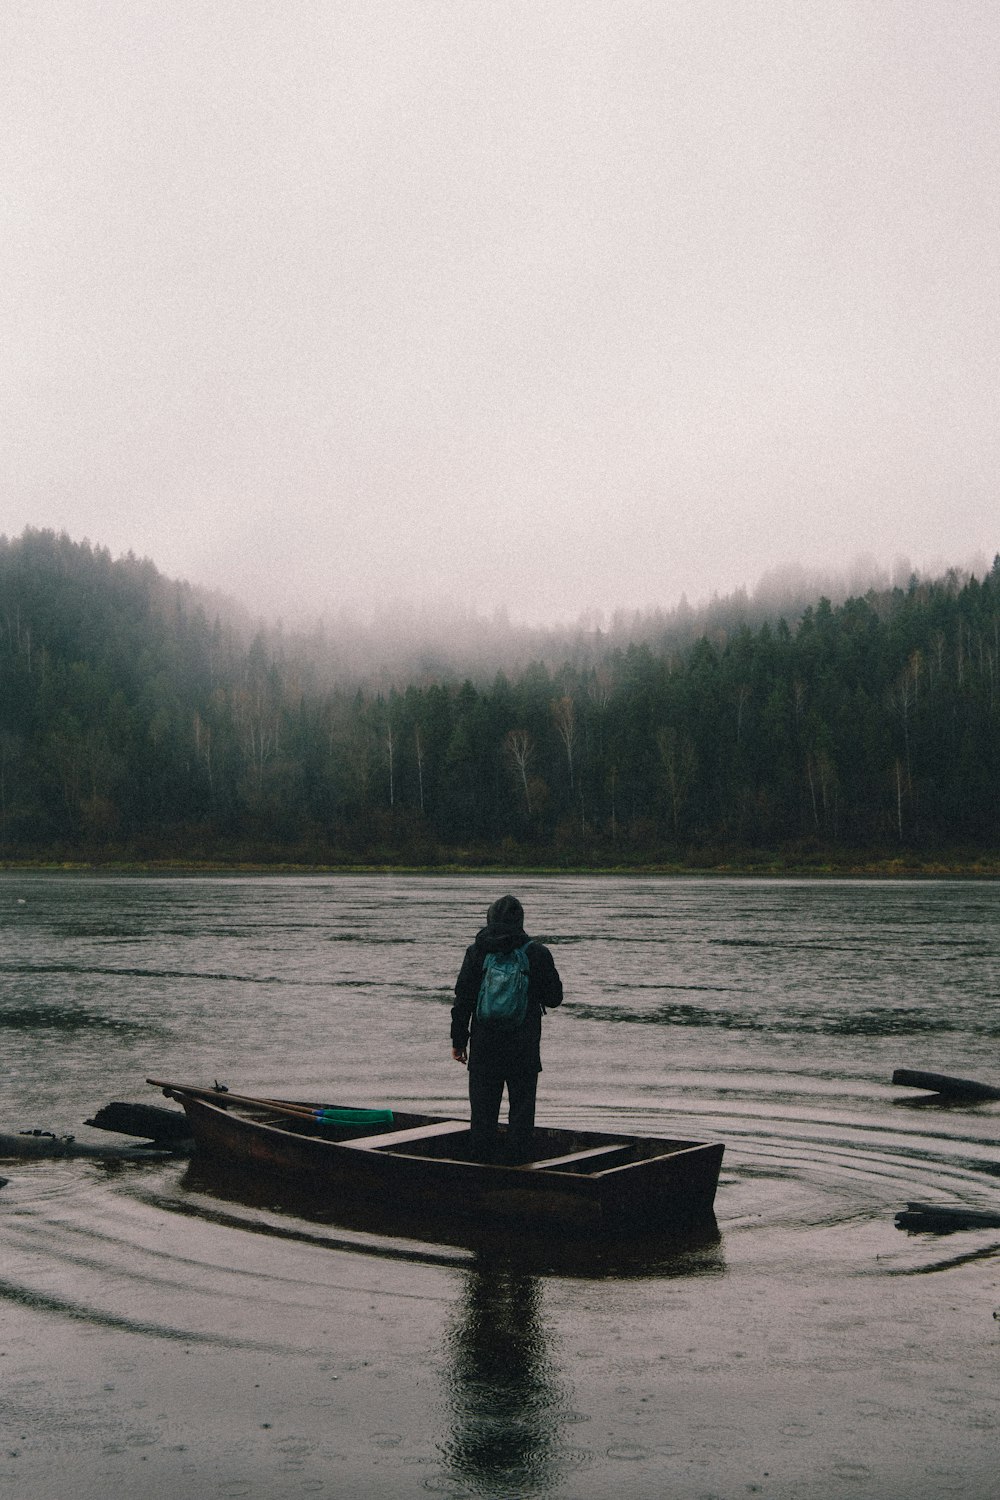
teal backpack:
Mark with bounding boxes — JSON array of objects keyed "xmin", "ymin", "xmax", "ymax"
[{"xmin": 476, "ymin": 942, "xmax": 533, "ymax": 1029}]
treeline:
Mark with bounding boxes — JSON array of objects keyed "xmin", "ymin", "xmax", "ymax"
[{"xmin": 1, "ymin": 528, "xmax": 998, "ymax": 865}]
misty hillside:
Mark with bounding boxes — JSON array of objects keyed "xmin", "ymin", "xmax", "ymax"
[{"xmin": 1, "ymin": 527, "xmax": 998, "ymax": 864}]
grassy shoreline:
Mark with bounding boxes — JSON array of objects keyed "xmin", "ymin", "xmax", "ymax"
[{"xmin": 3, "ymin": 853, "xmax": 999, "ymax": 878}]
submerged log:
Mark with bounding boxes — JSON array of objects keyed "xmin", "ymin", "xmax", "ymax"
[
  {"xmin": 896, "ymin": 1202, "xmax": 1000, "ymax": 1233},
  {"xmin": 0, "ymin": 1130, "xmax": 179, "ymax": 1161},
  {"xmin": 892, "ymin": 1069, "xmax": 1000, "ymax": 1102},
  {"xmin": 0, "ymin": 1099, "xmax": 194, "ymax": 1165},
  {"xmin": 86, "ymin": 1101, "xmax": 193, "ymax": 1145}
]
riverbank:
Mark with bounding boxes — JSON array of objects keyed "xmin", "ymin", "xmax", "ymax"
[{"xmin": 3, "ymin": 852, "xmax": 1000, "ymax": 878}]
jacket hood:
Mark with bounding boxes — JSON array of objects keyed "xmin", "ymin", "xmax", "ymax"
[
  {"xmin": 475, "ymin": 895, "xmax": 528, "ymax": 954},
  {"xmin": 487, "ymin": 894, "xmax": 524, "ymax": 931}
]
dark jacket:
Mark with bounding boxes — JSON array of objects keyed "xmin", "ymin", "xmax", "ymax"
[{"xmin": 451, "ymin": 917, "xmax": 563, "ymax": 1073}]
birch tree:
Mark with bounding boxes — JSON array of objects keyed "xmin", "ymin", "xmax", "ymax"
[
  {"xmin": 552, "ymin": 695, "xmax": 576, "ymax": 790},
  {"xmin": 657, "ymin": 727, "xmax": 696, "ymax": 836},
  {"xmin": 504, "ymin": 729, "xmax": 535, "ymax": 815},
  {"xmin": 414, "ymin": 723, "xmax": 426, "ymax": 814}
]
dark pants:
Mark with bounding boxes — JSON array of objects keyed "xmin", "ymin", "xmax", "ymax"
[{"xmin": 468, "ymin": 1064, "xmax": 538, "ymax": 1164}]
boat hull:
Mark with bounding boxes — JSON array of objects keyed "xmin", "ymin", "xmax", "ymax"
[{"xmin": 166, "ymin": 1088, "xmax": 723, "ymax": 1235}]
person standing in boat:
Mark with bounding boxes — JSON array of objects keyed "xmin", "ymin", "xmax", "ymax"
[{"xmin": 451, "ymin": 894, "xmax": 563, "ymax": 1165}]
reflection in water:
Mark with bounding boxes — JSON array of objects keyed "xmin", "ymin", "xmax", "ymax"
[
  {"xmin": 176, "ymin": 1159, "xmax": 725, "ymax": 1279},
  {"xmin": 159, "ymin": 1163, "xmax": 723, "ymax": 1491},
  {"xmin": 435, "ymin": 1229, "xmax": 725, "ymax": 1494},
  {"xmin": 441, "ymin": 1258, "xmax": 568, "ymax": 1496}
]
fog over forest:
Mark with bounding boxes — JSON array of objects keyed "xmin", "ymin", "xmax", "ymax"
[
  {"xmin": 4, "ymin": 523, "xmax": 993, "ymax": 688},
  {"xmin": 3, "ymin": 527, "xmax": 998, "ymax": 869},
  {"xmin": 260, "ymin": 551, "xmax": 992, "ymax": 688}
]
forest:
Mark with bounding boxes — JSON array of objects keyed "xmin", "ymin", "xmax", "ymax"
[{"xmin": 1, "ymin": 528, "xmax": 998, "ymax": 870}]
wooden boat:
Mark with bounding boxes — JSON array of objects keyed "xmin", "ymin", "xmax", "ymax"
[{"xmin": 149, "ymin": 1079, "xmax": 724, "ymax": 1234}]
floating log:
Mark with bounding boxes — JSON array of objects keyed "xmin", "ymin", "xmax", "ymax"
[
  {"xmin": 896, "ymin": 1202, "xmax": 1000, "ymax": 1233},
  {"xmin": 86, "ymin": 1101, "xmax": 193, "ymax": 1145},
  {"xmin": 0, "ymin": 1130, "xmax": 178, "ymax": 1161},
  {"xmin": 0, "ymin": 1099, "xmax": 194, "ymax": 1166},
  {"xmin": 891, "ymin": 1069, "xmax": 1000, "ymax": 1102}
]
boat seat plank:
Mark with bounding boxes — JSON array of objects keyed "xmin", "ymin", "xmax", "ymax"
[
  {"xmin": 340, "ymin": 1119, "xmax": 470, "ymax": 1151},
  {"xmin": 526, "ymin": 1143, "xmax": 633, "ymax": 1171}
]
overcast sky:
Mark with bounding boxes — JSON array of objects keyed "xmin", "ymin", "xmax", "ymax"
[{"xmin": 2, "ymin": 2, "xmax": 997, "ymax": 623}]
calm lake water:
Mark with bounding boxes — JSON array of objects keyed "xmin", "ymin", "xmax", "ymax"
[{"xmin": 2, "ymin": 872, "xmax": 999, "ymax": 1499}]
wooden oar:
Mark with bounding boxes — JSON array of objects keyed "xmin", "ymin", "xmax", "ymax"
[
  {"xmin": 146, "ymin": 1079, "xmax": 392, "ymax": 1127},
  {"xmin": 147, "ymin": 1078, "xmax": 323, "ymax": 1122}
]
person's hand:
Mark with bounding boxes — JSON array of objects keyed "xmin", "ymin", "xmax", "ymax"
[{"xmin": 451, "ymin": 1047, "xmax": 467, "ymax": 1066}]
